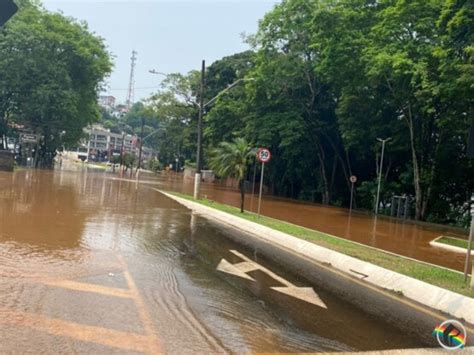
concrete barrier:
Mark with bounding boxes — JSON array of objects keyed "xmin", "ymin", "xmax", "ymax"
[
  {"xmin": 159, "ymin": 191, "xmax": 474, "ymax": 347},
  {"xmin": 0, "ymin": 151, "xmax": 14, "ymax": 171},
  {"xmin": 430, "ymin": 236, "xmax": 474, "ymax": 255}
]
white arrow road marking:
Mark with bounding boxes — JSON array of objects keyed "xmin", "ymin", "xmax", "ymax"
[
  {"xmin": 217, "ymin": 259, "xmax": 256, "ymax": 281},
  {"xmin": 271, "ymin": 287, "xmax": 327, "ymax": 308},
  {"xmin": 217, "ymin": 250, "xmax": 327, "ymax": 309}
]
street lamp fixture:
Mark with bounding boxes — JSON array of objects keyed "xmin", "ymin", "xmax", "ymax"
[
  {"xmin": 203, "ymin": 78, "xmax": 255, "ymax": 109},
  {"xmin": 375, "ymin": 137, "xmax": 392, "ymax": 215},
  {"xmin": 149, "ymin": 69, "xmax": 168, "ymax": 77}
]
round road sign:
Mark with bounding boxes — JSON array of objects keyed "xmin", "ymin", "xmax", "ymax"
[
  {"xmin": 257, "ymin": 148, "xmax": 271, "ymax": 163},
  {"xmin": 350, "ymin": 175, "xmax": 357, "ymax": 183}
]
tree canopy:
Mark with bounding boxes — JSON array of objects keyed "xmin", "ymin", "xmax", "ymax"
[
  {"xmin": 102, "ymin": 0, "xmax": 474, "ymax": 226},
  {"xmin": 0, "ymin": 1, "xmax": 112, "ymax": 166}
]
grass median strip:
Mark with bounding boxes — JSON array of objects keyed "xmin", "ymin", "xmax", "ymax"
[
  {"xmin": 170, "ymin": 191, "xmax": 474, "ymax": 298},
  {"xmin": 437, "ymin": 236, "xmax": 469, "ymax": 249}
]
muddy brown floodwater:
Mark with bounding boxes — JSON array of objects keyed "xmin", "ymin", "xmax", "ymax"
[
  {"xmin": 152, "ymin": 174, "xmax": 469, "ymax": 272},
  {"xmin": 0, "ymin": 169, "xmax": 433, "ymax": 353}
]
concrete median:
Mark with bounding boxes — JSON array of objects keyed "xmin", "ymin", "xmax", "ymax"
[{"xmin": 159, "ymin": 190, "xmax": 474, "ymax": 347}]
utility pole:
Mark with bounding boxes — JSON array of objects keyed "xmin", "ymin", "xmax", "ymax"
[
  {"xmin": 86, "ymin": 125, "xmax": 92, "ymax": 162},
  {"xmin": 119, "ymin": 132, "xmax": 125, "ymax": 176},
  {"xmin": 375, "ymin": 137, "xmax": 391, "ymax": 215},
  {"xmin": 126, "ymin": 50, "xmax": 137, "ymax": 111},
  {"xmin": 136, "ymin": 117, "xmax": 145, "ymax": 174},
  {"xmin": 194, "ymin": 60, "xmax": 205, "ymax": 199}
]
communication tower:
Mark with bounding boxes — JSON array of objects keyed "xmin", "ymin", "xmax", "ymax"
[{"xmin": 126, "ymin": 50, "xmax": 138, "ymax": 110}]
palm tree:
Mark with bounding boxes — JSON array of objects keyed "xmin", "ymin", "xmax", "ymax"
[{"xmin": 209, "ymin": 137, "xmax": 254, "ymax": 213}]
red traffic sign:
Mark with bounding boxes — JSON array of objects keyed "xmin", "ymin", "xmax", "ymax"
[
  {"xmin": 0, "ymin": 0, "xmax": 18, "ymax": 27},
  {"xmin": 350, "ymin": 175, "xmax": 357, "ymax": 183},
  {"xmin": 257, "ymin": 148, "xmax": 271, "ymax": 163}
]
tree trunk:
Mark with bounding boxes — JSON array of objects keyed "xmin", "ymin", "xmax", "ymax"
[
  {"xmin": 239, "ymin": 180, "xmax": 245, "ymax": 213},
  {"xmin": 316, "ymin": 142, "xmax": 330, "ymax": 204},
  {"xmin": 33, "ymin": 143, "xmax": 40, "ymax": 168},
  {"xmin": 322, "ymin": 132, "xmax": 352, "ymax": 193},
  {"xmin": 406, "ymin": 106, "xmax": 423, "ymax": 220},
  {"xmin": 421, "ymin": 133, "xmax": 441, "ymax": 219},
  {"xmin": 329, "ymin": 156, "xmax": 338, "ymax": 202}
]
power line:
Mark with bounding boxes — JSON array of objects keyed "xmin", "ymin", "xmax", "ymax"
[{"xmin": 106, "ymin": 86, "xmax": 160, "ymax": 91}]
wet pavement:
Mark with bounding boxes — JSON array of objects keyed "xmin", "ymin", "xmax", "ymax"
[
  {"xmin": 153, "ymin": 174, "xmax": 469, "ymax": 272},
  {"xmin": 0, "ymin": 169, "xmax": 431, "ymax": 353}
]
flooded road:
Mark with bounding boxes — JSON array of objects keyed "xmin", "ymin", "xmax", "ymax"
[
  {"xmin": 155, "ymin": 174, "xmax": 468, "ymax": 272},
  {"xmin": 0, "ymin": 169, "xmax": 430, "ymax": 352}
]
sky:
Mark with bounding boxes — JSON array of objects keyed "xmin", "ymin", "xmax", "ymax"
[{"xmin": 43, "ymin": 0, "xmax": 277, "ymax": 104}]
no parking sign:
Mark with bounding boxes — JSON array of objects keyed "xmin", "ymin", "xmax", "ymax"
[{"xmin": 256, "ymin": 148, "xmax": 271, "ymax": 217}]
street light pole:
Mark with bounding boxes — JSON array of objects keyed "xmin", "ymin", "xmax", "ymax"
[
  {"xmin": 136, "ymin": 117, "xmax": 145, "ymax": 174},
  {"xmin": 119, "ymin": 131, "xmax": 125, "ymax": 176},
  {"xmin": 375, "ymin": 137, "xmax": 391, "ymax": 215},
  {"xmin": 150, "ymin": 65, "xmax": 254, "ymax": 200},
  {"xmin": 194, "ymin": 60, "xmax": 205, "ymax": 199}
]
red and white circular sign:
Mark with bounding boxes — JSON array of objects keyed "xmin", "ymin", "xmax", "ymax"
[
  {"xmin": 257, "ymin": 148, "xmax": 271, "ymax": 163},
  {"xmin": 350, "ymin": 175, "xmax": 357, "ymax": 183}
]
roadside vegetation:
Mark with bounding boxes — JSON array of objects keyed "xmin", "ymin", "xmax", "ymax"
[
  {"xmin": 111, "ymin": 0, "xmax": 472, "ymax": 228},
  {"xmin": 0, "ymin": 0, "xmax": 112, "ymax": 168},
  {"xmin": 171, "ymin": 191, "xmax": 474, "ymax": 298},
  {"xmin": 209, "ymin": 138, "xmax": 255, "ymax": 213},
  {"xmin": 2, "ymin": 0, "xmax": 472, "ymax": 227}
]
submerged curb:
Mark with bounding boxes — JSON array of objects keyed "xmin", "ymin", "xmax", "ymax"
[
  {"xmin": 430, "ymin": 237, "xmax": 473, "ymax": 255},
  {"xmin": 159, "ymin": 190, "xmax": 474, "ymax": 327}
]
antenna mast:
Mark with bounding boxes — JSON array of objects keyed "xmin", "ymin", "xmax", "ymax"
[{"xmin": 126, "ymin": 50, "xmax": 137, "ymax": 110}]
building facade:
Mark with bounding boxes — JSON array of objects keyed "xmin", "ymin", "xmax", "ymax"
[
  {"xmin": 98, "ymin": 95, "xmax": 116, "ymax": 109},
  {"xmin": 83, "ymin": 126, "xmax": 156, "ymax": 165}
]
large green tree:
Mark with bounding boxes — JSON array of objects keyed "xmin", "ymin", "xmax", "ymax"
[
  {"xmin": 0, "ymin": 1, "xmax": 112, "ymax": 166},
  {"xmin": 135, "ymin": 0, "xmax": 473, "ymax": 226}
]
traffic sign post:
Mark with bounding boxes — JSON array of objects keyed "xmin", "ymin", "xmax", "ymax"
[
  {"xmin": 0, "ymin": 0, "xmax": 18, "ymax": 27},
  {"xmin": 256, "ymin": 148, "xmax": 271, "ymax": 218},
  {"xmin": 349, "ymin": 175, "xmax": 357, "ymax": 213}
]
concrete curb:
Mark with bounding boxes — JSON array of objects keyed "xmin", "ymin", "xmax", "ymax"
[
  {"xmin": 159, "ymin": 191, "xmax": 474, "ymax": 327},
  {"xmin": 430, "ymin": 236, "xmax": 473, "ymax": 255}
]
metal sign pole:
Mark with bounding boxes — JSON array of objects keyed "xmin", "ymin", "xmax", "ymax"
[
  {"xmin": 257, "ymin": 162, "xmax": 265, "ymax": 218},
  {"xmin": 463, "ymin": 193, "xmax": 474, "ymax": 284},
  {"xmin": 250, "ymin": 160, "xmax": 257, "ymax": 212},
  {"xmin": 350, "ymin": 182, "xmax": 354, "ymax": 212},
  {"xmin": 349, "ymin": 175, "xmax": 357, "ymax": 213}
]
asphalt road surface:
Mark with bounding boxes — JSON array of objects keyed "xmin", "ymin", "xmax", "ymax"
[{"xmin": 0, "ymin": 169, "xmax": 427, "ymax": 353}]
